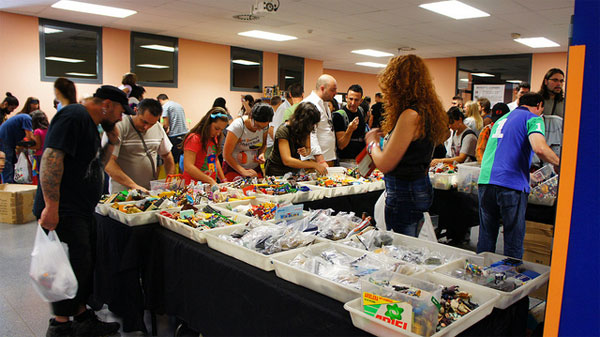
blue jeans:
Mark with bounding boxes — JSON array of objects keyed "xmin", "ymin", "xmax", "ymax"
[
  {"xmin": 384, "ymin": 175, "xmax": 433, "ymax": 237},
  {"xmin": 1, "ymin": 143, "xmax": 15, "ymax": 183},
  {"xmin": 477, "ymin": 184, "xmax": 528, "ymax": 259}
]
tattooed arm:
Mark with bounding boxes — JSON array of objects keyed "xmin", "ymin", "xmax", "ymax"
[{"xmin": 38, "ymin": 148, "xmax": 65, "ymax": 231}]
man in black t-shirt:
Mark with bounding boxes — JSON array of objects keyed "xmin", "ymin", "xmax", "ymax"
[
  {"xmin": 34, "ymin": 85, "xmax": 133, "ymax": 337},
  {"xmin": 333, "ymin": 84, "xmax": 367, "ymax": 160},
  {"xmin": 369, "ymin": 92, "xmax": 384, "ymax": 129}
]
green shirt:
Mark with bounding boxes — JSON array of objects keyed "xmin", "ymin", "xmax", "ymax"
[{"xmin": 282, "ymin": 102, "xmax": 301, "ymax": 122}]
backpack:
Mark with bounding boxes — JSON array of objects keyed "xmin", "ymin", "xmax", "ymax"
[
  {"xmin": 460, "ymin": 129, "xmax": 477, "ymax": 162},
  {"xmin": 333, "ymin": 106, "xmax": 364, "ymax": 129}
]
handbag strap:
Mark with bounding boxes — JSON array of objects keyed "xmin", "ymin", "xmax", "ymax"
[{"xmin": 128, "ymin": 116, "xmax": 157, "ymax": 180}]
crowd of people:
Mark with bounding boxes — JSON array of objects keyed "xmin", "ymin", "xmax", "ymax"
[{"xmin": 0, "ymin": 57, "xmax": 566, "ymax": 336}]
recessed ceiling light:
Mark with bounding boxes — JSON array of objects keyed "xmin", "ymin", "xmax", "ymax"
[
  {"xmin": 232, "ymin": 59, "xmax": 261, "ymax": 66},
  {"xmin": 356, "ymin": 62, "xmax": 387, "ymax": 68},
  {"xmin": 65, "ymin": 72, "xmax": 95, "ymax": 77},
  {"xmin": 472, "ymin": 72, "xmax": 495, "ymax": 77},
  {"xmin": 44, "ymin": 27, "xmax": 63, "ymax": 34},
  {"xmin": 51, "ymin": 0, "xmax": 136, "ymax": 18},
  {"xmin": 238, "ymin": 30, "xmax": 297, "ymax": 41},
  {"xmin": 506, "ymin": 80, "xmax": 522, "ymax": 83},
  {"xmin": 140, "ymin": 44, "xmax": 175, "ymax": 52},
  {"xmin": 459, "ymin": 79, "xmax": 469, "ymax": 82},
  {"xmin": 351, "ymin": 49, "xmax": 394, "ymax": 57},
  {"xmin": 45, "ymin": 56, "xmax": 85, "ymax": 63},
  {"xmin": 514, "ymin": 37, "xmax": 560, "ymax": 48},
  {"xmin": 137, "ymin": 64, "xmax": 169, "ymax": 69},
  {"xmin": 285, "ymin": 76, "xmax": 295, "ymax": 79},
  {"xmin": 419, "ymin": 1, "xmax": 490, "ymax": 20}
]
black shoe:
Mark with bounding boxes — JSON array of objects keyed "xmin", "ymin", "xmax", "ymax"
[
  {"xmin": 72, "ymin": 309, "xmax": 120, "ymax": 336},
  {"xmin": 46, "ymin": 319, "xmax": 72, "ymax": 337}
]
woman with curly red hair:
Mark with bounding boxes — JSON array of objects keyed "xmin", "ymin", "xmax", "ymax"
[{"xmin": 365, "ymin": 54, "xmax": 448, "ymax": 236}]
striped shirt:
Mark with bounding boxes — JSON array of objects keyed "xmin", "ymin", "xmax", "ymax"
[
  {"xmin": 161, "ymin": 100, "xmax": 188, "ymax": 137},
  {"xmin": 103, "ymin": 119, "xmax": 172, "ymax": 192}
]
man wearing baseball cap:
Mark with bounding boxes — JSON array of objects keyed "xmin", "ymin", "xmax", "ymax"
[{"xmin": 34, "ymin": 85, "xmax": 128, "ymax": 336}]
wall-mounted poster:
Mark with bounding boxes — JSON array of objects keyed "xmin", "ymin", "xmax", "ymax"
[{"xmin": 473, "ymin": 84, "xmax": 506, "ymax": 107}]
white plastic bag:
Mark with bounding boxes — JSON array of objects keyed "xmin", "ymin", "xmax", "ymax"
[
  {"xmin": 14, "ymin": 152, "xmax": 32, "ymax": 183},
  {"xmin": 373, "ymin": 191, "xmax": 386, "ymax": 231},
  {"xmin": 418, "ymin": 212, "xmax": 437, "ymax": 242},
  {"xmin": 29, "ymin": 225, "xmax": 78, "ymax": 302}
]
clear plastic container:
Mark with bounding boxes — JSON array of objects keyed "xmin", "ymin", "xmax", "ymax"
[
  {"xmin": 150, "ymin": 178, "xmax": 183, "ymax": 192},
  {"xmin": 528, "ymin": 175, "xmax": 558, "ymax": 206},
  {"xmin": 530, "ymin": 164, "xmax": 555, "ymax": 188},
  {"xmin": 430, "ymin": 173, "xmax": 457, "ymax": 190},
  {"xmin": 456, "ymin": 162, "xmax": 481, "ymax": 194}
]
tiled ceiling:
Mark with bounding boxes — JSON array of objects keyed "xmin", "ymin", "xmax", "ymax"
[{"xmin": 0, "ymin": 0, "xmax": 574, "ymax": 73}]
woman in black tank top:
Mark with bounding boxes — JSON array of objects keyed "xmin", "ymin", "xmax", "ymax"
[{"xmin": 365, "ymin": 55, "xmax": 448, "ymax": 236}]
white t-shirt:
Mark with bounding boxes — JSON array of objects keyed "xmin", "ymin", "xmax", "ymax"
[
  {"xmin": 103, "ymin": 118, "xmax": 172, "ymax": 192},
  {"xmin": 450, "ymin": 128, "xmax": 477, "ymax": 162},
  {"xmin": 267, "ymin": 99, "xmax": 291, "ymax": 147},
  {"xmin": 225, "ymin": 117, "xmax": 266, "ymax": 170},
  {"xmin": 302, "ymin": 91, "xmax": 336, "ymax": 161}
]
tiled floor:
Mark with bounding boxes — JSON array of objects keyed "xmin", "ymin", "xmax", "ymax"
[{"xmin": 0, "ymin": 220, "xmax": 180, "ymax": 337}]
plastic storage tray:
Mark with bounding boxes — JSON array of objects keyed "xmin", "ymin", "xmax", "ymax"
[
  {"xmin": 456, "ymin": 162, "xmax": 481, "ymax": 194},
  {"xmin": 107, "ymin": 201, "xmax": 181, "ymax": 226},
  {"xmin": 271, "ymin": 242, "xmax": 416, "ymax": 302},
  {"xmin": 203, "ymin": 224, "xmax": 318, "ymax": 271},
  {"xmin": 528, "ymin": 175, "xmax": 558, "ymax": 206},
  {"xmin": 344, "ymin": 272, "xmax": 499, "ymax": 337},
  {"xmin": 212, "ymin": 198, "xmax": 307, "ymax": 224},
  {"xmin": 530, "ymin": 164, "xmax": 555, "ymax": 187},
  {"xmin": 433, "ymin": 252, "xmax": 550, "ymax": 309},
  {"xmin": 242, "ymin": 183, "xmax": 328, "ymax": 204},
  {"xmin": 342, "ymin": 231, "xmax": 478, "ymax": 269},
  {"xmin": 95, "ymin": 202, "xmax": 112, "ymax": 216},
  {"xmin": 430, "ymin": 173, "xmax": 457, "ymax": 190},
  {"xmin": 156, "ymin": 208, "xmax": 252, "ymax": 244},
  {"xmin": 150, "ymin": 178, "xmax": 184, "ymax": 191}
]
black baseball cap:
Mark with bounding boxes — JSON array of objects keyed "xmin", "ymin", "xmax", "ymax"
[
  {"xmin": 491, "ymin": 102, "xmax": 510, "ymax": 123},
  {"xmin": 93, "ymin": 85, "xmax": 134, "ymax": 115}
]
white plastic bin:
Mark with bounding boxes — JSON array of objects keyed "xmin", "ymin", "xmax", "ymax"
[
  {"xmin": 150, "ymin": 178, "xmax": 183, "ymax": 191},
  {"xmin": 107, "ymin": 201, "xmax": 181, "ymax": 226},
  {"xmin": 430, "ymin": 173, "xmax": 457, "ymax": 190},
  {"xmin": 528, "ymin": 175, "xmax": 558, "ymax": 206},
  {"xmin": 212, "ymin": 198, "xmax": 306, "ymax": 223},
  {"xmin": 433, "ymin": 252, "xmax": 550, "ymax": 309},
  {"xmin": 456, "ymin": 162, "xmax": 481, "ymax": 194},
  {"xmin": 344, "ymin": 272, "xmax": 499, "ymax": 337}
]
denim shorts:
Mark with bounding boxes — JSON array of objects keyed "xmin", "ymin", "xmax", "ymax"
[{"xmin": 384, "ymin": 175, "xmax": 433, "ymax": 237}]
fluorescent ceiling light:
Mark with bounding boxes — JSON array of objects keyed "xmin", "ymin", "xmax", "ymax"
[
  {"xmin": 137, "ymin": 64, "xmax": 169, "ymax": 69},
  {"xmin": 356, "ymin": 62, "xmax": 387, "ymax": 68},
  {"xmin": 51, "ymin": 0, "xmax": 136, "ymax": 18},
  {"xmin": 285, "ymin": 76, "xmax": 295, "ymax": 79},
  {"xmin": 351, "ymin": 49, "xmax": 394, "ymax": 57},
  {"xmin": 419, "ymin": 1, "xmax": 490, "ymax": 20},
  {"xmin": 65, "ymin": 72, "xmax": 95, "ymax": 77},
  {"xmin": 238, "ymin": 30, "xmax": 297, "ymax": 41},
  {"xmin": 45, "ymin": 56, "xmax": 85, "ymax": 63},
  {"xmin": 514, "ymin": 37, "xmax": 560, "ymax": 48},
  {"xmin": 506, "ymin": 80, "xmax": 522, "ymax": 83},
  {"xmin": 472, "ymin": 72, "xmax": 495, "ymax": 77},
  {"xmin": 232, "ymin": 59, "xmax": 260, "ymax": 66},
  {"xmin": 140, "ymin": 44, "xmax": 175, "ymax": 52},
  {"xmin": 459, "ymin": 79, "xmax": 469, "ymax": 82},
  {"xmin": 44, "ymin": 27, "xmax": 63, "ymax": 34}
]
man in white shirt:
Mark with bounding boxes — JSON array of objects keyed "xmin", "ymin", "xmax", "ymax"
[
  {"xmin": 104, "ymin": 99, "xmax": 176, "ymax": 193},
  {"xmin": 302, "ymin": 74, "xmax": 338, "ymax": 166},
  {"xmin": 507, "ymin": 82, "xmax": 530, "ymax": 111}
]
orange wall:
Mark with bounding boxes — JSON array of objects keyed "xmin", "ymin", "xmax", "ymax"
[
  {"xmin": 304, "ymin": 58, "xmax": 324, "ymax": 94},
  {"xmin": 323, "ymin": 69, "xmax": 379, "ymax": 99},
  {"xmin": 531, "ymin": 52, "xmax": 568, "ymax": 91},
  {"xmin": 423, "ymin": 58, "xmax": 457, "ymax": 109}
]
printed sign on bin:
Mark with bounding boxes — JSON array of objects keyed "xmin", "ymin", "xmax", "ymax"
[
  {"xmin": 363, "ymin": 292, "xmax": 413, "ymax": 332},
  {"xmin": 274, "ymin": 204, "xmax": 303, "ymax": 221}
]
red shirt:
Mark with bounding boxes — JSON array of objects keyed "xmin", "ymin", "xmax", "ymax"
[{"xmin": 182, "ymin": 134, "xmax": 218, "ymax": 184}]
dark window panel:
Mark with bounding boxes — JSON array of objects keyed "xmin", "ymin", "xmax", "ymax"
[
  {"xmin": 278, "ymin": 54, "xmax": 304, "ymax": 91},
  {"xmin": 131, "ymin": 32, "xmax": 178, "ymax": 87},
  {"xmin": 230, "ymin": 46, "xmax": 263, "ymax": 92}
]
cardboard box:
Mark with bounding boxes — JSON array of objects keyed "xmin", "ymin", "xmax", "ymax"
[{"xmin": 0, "ymin": 184, "xmax": 37, "ymax": 224}]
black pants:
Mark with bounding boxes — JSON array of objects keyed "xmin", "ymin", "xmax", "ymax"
[
  {"xmin": 169, "ymin": 135, "xmax": 185, "ymax": 169},
  {"xmin": 50, "ymin": 216, "xmax": 97, "ymax": 316}
]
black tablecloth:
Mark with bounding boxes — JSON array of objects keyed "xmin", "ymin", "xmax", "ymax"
[{"xmin": 93, "ymin": 214, "xmax": 155, "ymax": 332}]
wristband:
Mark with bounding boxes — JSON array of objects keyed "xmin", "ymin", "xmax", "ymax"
[{"xmin": 379, "ymin": 136, "xmax": 385, "ymax": 150}]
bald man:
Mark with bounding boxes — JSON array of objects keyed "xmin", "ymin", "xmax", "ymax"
[{"xmin": 301, "ymin": 74, "xmax": 338, "ymax": 166}]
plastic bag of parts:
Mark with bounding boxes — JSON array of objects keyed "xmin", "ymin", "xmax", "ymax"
[
  {"xmin": 374, "ymin": 245, "xmax": 455, "ymax": 269},
  {"xmin": 220, "ymin": 220, "xmax": 315, "ymax": 255},
  {"xmin": 343, "ymin": 227, "xmax": 394, "ymax": 250}
]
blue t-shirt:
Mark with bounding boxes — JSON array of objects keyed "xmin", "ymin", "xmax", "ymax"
[
  {"xmin": 478, "ymin": 107, "xmax": 545, "ymax": 193},
  {"xmin": 0, "ymin": 114, "xmax": 33, "ymax": 149}
]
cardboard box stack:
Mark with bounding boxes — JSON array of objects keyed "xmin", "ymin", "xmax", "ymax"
[
  {"xmin": 0, "ymin": 184, "xmax": 37, "ymax": 224},
  {"xmin": 523, "ymin": 221, "xmax": 554, "ymax": 300}
]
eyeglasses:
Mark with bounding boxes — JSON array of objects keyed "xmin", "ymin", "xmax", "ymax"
[
  {"xmin": 548, "ymin": 78, "xmax": 564, "ymax": 83},
  {"xmin": 252, "ymin": 120, "xmax": 269, "ymax": 131}
]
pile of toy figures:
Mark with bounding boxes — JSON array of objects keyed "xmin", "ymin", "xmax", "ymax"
[
  {"xmin": 160, "ymin": 204, "xmax": 238, "ymax": 229},
  {"xmin": 445, "ymin": 258, "xmax": 540, "ymax": 292},
  {"xmin": 438, "ymin": 286, "xmax": 479, "ymax": 331}
]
